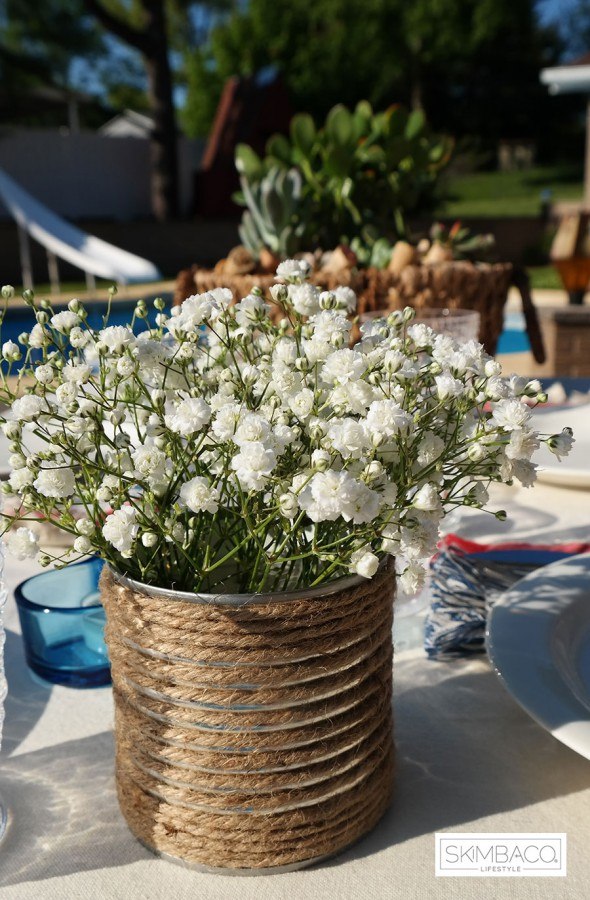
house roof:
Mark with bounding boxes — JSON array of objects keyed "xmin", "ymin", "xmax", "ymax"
[
  {"xmin": 99, "ymin": 109, "xmax": 154, "ymax": 138},
  {"xmin": 541, "ymin": 56, "xmax": 590, "ymax": 94}
]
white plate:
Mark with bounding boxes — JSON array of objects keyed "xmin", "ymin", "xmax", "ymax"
[
  {"xmin": 531, "ymin": 402, "xmax": 590, "ymax": 488},
  {"xmin": 486, "ymin": 553, "xmax": 590, "ymax": 760}
]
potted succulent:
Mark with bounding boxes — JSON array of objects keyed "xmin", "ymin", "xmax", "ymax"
[
  {"xmin": 0, "ymin": 269, "xmax": 572, "ymax": 870},
  {"xmin": 178, "ymin": 101, "xmax": 543, "ymax": 359}
]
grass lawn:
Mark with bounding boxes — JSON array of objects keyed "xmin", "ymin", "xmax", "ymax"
[
  {"xmin": 438, "ymin": 164, "xmax": 583, "ymax": 218},
  {"xmin": 527, "ymin": 265, "xmax": 564, "ymax": 290}
]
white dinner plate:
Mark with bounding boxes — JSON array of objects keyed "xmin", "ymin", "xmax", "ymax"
[
  {"xmin": 486, "ymin": 553, "xmax": 590, "ymax": 760},
  {"xmin": 531, "ymin": 402, "xmax": 590, "ymax": 488}
]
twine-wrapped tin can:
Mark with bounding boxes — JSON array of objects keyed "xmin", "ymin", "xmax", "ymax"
[{"xmin": 100, "ymin": 561, "xmax": 395, "ymax": 873}]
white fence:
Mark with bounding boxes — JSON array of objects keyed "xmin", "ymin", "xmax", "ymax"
[{"xmin": 0, "ymin": 129, "xmax": 203, "ymax": 220}]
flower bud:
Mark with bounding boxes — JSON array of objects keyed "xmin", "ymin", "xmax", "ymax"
[
  {"xmin": 270, "ymin": 284, "xmax": 288, "ymax": 304},
  {"xmin": 141, "ymin": 532, "xmax": 158, "ymax": 548},
  {"xmin": 279, "ymin": 492, "xmax": 298, "ymax": 518},
  {"xmin": 319, "ymin": 291, "xmax": 337, "ymax": 310},
  {"xmin": 402, "ymin": 307, "xmax": 416, "ymax": 323},
  {"xmin": 495, "ymin": 509, "xmax": 507, "ymax": 521},
  {"xmin": 22, "ymin": 289, "xmax": 35, "ymax": 304},
  {"xmin": 1, "ymin": 285, "xmax": 15, "ymax": 299},
  {"xmin": 36, "ymin": 311, "xmax": 49, "ymax": 325}
]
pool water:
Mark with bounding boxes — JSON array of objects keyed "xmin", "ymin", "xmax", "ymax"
[
  {"xmin": 0, "ymin": 301, "xmax": 532, "ymax": 369},
  {"xmin": 496, "ymin": 311, "xmax": 531, "ymax": 354},
  {"xmin": 1, "ymin": 300, "xmax": 164, "ymax": 373}
]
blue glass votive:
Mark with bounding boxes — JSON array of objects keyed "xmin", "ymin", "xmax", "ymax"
[{"xmin": 15, "ymin": 558, "xmax": 111, "ymax": 688}]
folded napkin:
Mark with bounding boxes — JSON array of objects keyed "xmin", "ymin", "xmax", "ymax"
[{"xmin": 424, "ymin": 535, "xmax": 590, "ymax": 659}]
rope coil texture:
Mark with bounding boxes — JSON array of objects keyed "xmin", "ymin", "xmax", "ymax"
[{"xmin": 101, "ymin": 563, "xmax": 396, "ymax": 871}]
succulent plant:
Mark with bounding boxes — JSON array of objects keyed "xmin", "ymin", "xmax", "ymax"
[
  {"xmin": 235, "ymin": 101, "xmax": 453, "ymax": 259},
  {"xmin": 235, "ymin": 164, "xmax": 307, "ymax": 259},
  {"xmin": 429, "ymin": 221, "xmax": 495, "ymax": 260}
]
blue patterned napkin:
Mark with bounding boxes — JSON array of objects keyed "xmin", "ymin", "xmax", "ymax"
[{"xmin": 424, "ymin": 536, "xmax": 590, "ymax": 659}]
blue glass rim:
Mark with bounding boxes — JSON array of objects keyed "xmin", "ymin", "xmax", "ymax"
[{"xmin": 14, "ymin": 557, "xmax": 104, "ymax": 614}]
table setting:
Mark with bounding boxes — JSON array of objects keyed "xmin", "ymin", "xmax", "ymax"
[{"xmin": 0, "ymin": 267, "xmax": 589, "ymax": 898}]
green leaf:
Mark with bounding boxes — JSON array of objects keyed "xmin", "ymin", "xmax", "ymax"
[
  {"xmin": 266, "ymin": 133, "xmax": 293, "ymax": 167},
  {"xmin": 326, "ymin": 104, "xmax": 354, "ymax": 146},
  {"xmin": 290, "ymin": 113, "xmax": 316, "ymax": 157},
  {"xmin": 405, "ymin": 109, "xmax": 426, "ymax": 140},
  {"xmin": 235, "ymin": 144, "xmax": 263, "ymax": 179}
]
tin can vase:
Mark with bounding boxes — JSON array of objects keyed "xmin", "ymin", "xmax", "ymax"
[{"xmin": 100, "ymin": 560, "xmax": 396, "ymax": 873}]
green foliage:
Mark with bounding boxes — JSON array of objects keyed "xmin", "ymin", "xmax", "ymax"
[
  {"xmin": 182, "ymin": 0, "xmax": 564, "ymax": 154},
  {"xmin": 235, "ymin": 166, "xmax": 307, "ymax": 258},
  {"xmin": 235, "ymin": 101, "xmax": 452, "ymax": 256}
]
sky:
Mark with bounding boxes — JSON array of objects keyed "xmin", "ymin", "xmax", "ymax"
[{"xmin": 538, "ymin": 0, "xmax": 577, "ymax": 23}]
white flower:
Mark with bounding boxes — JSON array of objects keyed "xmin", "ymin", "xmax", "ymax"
[
  {"xmin": 69, "ymin": 326, "xmax": 90, "ymax": 348},
  {"xmin": 288, "ymin": 389, "xmax": 315, "ymax": 419},
  {"xmin": 234, "ymin": 412, "xmax": 271, "ymax": 447},
  {"xmin": 505, "ymin": 428, "xmax": 540, "ymax": 461},
  {"xmin": 547, "ymin": 428, "xmax": 574, "ymax": 461},
  {"xmin": 327, "ymin": 418, "xmax": 370, "ymax": 460},
  {"xmin": 28, "ymin": 324, "xmax": 49, "ymax": 348},
  {"xmin": 179, "ymin": 476, "xmax": 220, "ymax": 514},
  {"xmin": 366, "ymin": 400, "xmax": 411, "ymax": 439},
  {"xmin": 234, "ymin": 294, "xmax": 268, "ymax": 326},
  {"xmin": 34, "ymin": 465, "xmax": 76, "ymax": 498},
  {"xmin": 74, "ymin": 536, "xmax": 92, "ymax": 554},
  {"xmin": 297, "ymin": 470, "xmax": 379, "ymax": 524},
  {"xmin": 350, "ymin": 548, "xmax": 380, "ymax": 579},
  {"xmin": 309, "ymin": 310, "xmax": 351, "ymax": 343},
  {"xmin": 55, "ymin": 382, "xmax": 78, "ymax": 407},
  {"xmin": 165, "ymin": 397, "xmax": 212, "ymax": 436},
  {"xmin": 276, "ymin": 259, "xmax": 310, "ymax": 283},
  {"xmin": 132, "ymin": 446, "xmax": 169, "ymax": 485},
  {"xmin": 231, "ymin": 441, "xmax": 277, "ymax": 491},
  {"xmin": 322, "ymin": 349, "xmax": 365, "ymax": 385},
  {"xmin": 102, "ymin": 506, "xmax": 139, "ymax": 556},
  {"xmin": 416, "ymin": 432, "xmax": 445, "ymax": 466},
  {"xmin": 34, "ymin": 364, "xmax": 55, "ymax": 385},
  {"xmin": 279, "ymin": 492, "xmax": 298, "ymax": 518},
  {"xmin": 333, "ymin": 286, "xmax": 357, "ymax": 314},
  {"xmin": 98, "ymin": 326, "xmax": 135, "ymax": 354},
  {"xmin": 412, "ymin": 483, "xmax": 442, "ymax": 512},
  {"xmin": 509, "ymin": 458, "xmax": 537, "ymax": 488},
  {"xmin": 329, "ymin": 380, "xmax": 376, "ymax": 415},
  {"xmin": 12, "ymin": 394, "xmax": 45, "ymax": 422},
  {"xmin": 491, "ymin": 398, "xmax": 531, "ymax": 430},
  {"xmin": 212, "ymin": 404, "xmax": 241, "ymax": 440},
  {"xmin": 63, "ymin": 362, "xmax": 92, "ymax": 383},
  {"xmin": 340, "ymin": 478, "xmax": 381, "ymax": 524},
  {"xmin": 399, "ymin": 562, "xmax": 426, "ymax": 595},
  {"xmin": 289, "ymin": 283, "xmax": 322, "ymax": 316},
  {"xmin": 2, "ymin": 340, "xmax": 20, "ymax": 361},
  {"xmin": 408, "ymin": 323, "xmax": 435, "ymax": 349},
  {"xmin": 9, "ymin": 468, "xmax": 35, "ymax": 491},
  {"xmin": 311, "ymin": 449, "xmax": 331, "ymax": 471},
  {"xmin": 6, "ymin": 526, "xmax": 39, "ymax": 560},
  {"xmin": 435, "ymin": 373, "xmax": 464, "ymax": 400},
  {"xmin": 51, "ymin": 310, "xmax": 81, "ymax": 333}
]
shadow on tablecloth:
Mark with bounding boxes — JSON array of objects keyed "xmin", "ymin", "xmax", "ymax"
[
  {"xmin": 2, "ymin": 629, "xmax": 52, "ymax": 757},
  {"xmin": 1, "ymin": 657, "xmax": 589, "ymax": 886}
]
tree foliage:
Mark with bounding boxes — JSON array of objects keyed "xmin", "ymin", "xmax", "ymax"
[{"xmin": 182, "ymin": 0, "xmax": 563, "ymax": 156}]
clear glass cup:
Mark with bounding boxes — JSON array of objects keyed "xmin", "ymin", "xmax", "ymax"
[
  {"xmin": 360, "ymin": 307, "xmax": 481, "ymax": 344},
  {"xmin": 412, "ymin": 308, "xmax": 481, "ymax": 343},
  {"xmin": 14, "ymin": 559, "xmax": 110, "ymax": 688}
]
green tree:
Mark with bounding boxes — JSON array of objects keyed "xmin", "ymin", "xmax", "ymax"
[
  {"xmin": 182, "ymin": 0, "xmax": 561, "ymax": 155},
  {"xmin": 1, "ymin": 0, "xmax": 229, "ymax": 220}
]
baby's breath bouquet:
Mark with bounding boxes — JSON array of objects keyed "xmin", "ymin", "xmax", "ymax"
[{"xmin": 0, "ymin": 262, "xmax": 573, "ymax": 594}]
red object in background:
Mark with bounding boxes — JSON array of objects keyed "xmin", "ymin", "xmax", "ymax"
[{"xmin": 194, "ymin": 70, "xmax": 293, "ymax": 218}]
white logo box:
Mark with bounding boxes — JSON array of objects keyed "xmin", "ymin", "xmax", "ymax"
[{"xmin": 435, "ymin": 833, "xmax": 567, "ymax": 877}]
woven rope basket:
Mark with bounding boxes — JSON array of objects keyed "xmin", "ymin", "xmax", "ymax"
[{"xmin": 100, "ymin": 562, "xmax": 396, "ymax": 873}]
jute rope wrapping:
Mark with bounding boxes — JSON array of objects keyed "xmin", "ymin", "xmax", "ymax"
[{"xmin": 100, "ymin": 562, "xmax": 396, "ymax": 871}]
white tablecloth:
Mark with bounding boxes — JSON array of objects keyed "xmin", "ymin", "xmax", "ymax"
[{"xmin": 1, "ymin": 480, "xmax": 590, "ymax": 899}]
